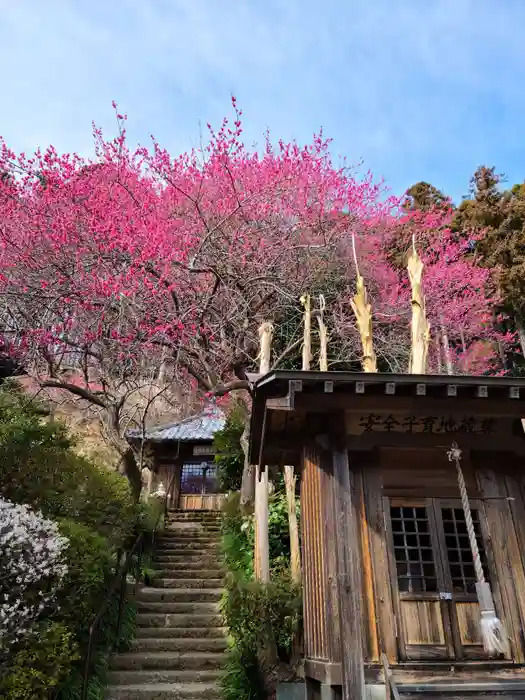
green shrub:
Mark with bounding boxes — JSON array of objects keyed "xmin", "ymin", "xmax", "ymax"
[
  {"xmin": 220, "ymin": 647, "xmax": 266, "ymax": 700},
  {"xmin": 221, "ymin": 492, "xmax": 254, "ymax": 578},
  {"xmin": 219, "ymin": 489, "xmax": 303, "ymax": 700},
  {"xmin": 0, "ymin": 384, "xmax": 136, "ymax": 548},
  {"xmin": 214, "ymin": 406, "xmax": 245, "ymax": 492},
  {"xmin": 0, "ymin": 384, "xmax": 140, "ymax": 700},
  {"xmin": 0, "ymin": 621, "xmax": 79, "ymax": 700},
  {"xmin": 55, "ymin": 596, "xmax": 136, "ymax": 700},
  {"xmin": 137, "ymin": 494, "xmax": 165, "ymax": 533},
  {"xmin": 52, "ymin": 520, "xmax": 137, "ymax": 700},
  {"xmin": 222, "ymin": 573, "xmax": 302, "ymax": 663},
  {"xmin": 55, "ymin": 519, "xmax": 114, "ymax": 642},
  {"xmin": 70, "ymin": 459, "xmax": 137, "ymax": 544}
]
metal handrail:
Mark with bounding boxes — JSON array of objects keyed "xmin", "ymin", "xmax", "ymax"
[{"xmin": 80, "ymin": 469, "xmax": 178, "ymax": 700}]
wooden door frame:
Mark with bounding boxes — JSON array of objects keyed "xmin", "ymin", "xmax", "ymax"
[
  {"xmin": 384, "ymin": 497, "xmax": 455, "ymax": 661},
  {"xmin": 383, "ymin": 496, "xmax": 511, "ymax": 662}
]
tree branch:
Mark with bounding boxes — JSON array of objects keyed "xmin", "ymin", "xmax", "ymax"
[
  {"xmin": 40, "ymin": 379, "xmax": 108, "ymax": 408},
  {"xmin": 211, "ymin": 378, "xmax": 252, "ymax": 397}
]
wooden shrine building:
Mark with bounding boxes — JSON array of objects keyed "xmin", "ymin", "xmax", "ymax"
[
  {"xmin": 126, "ymin": 405, "xmax": 226, "ymax": 510},
  {"xmin": 249, "ymin": 370, "xmax": 525, "ymax": 700}
]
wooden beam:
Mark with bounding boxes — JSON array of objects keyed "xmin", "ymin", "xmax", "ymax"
[
  {"xmin": 304, "ymin": 660, "xmax": 342, "ymax": 686},
  {"xmin": 332, "ymin": 447, "xmax": 365, "ymax": 700},
  {"xmin": 271, "ymin": 392, "xmax": 525, "ymax": 417},
  {"xmin": 256, "ymin": 431, "xmax": 525, "ymax": 458},
  {"xmin": 266, "ymin": 378, "xmax": 303, "ymax": 411}
]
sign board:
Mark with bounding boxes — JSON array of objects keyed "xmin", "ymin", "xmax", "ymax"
[
  {"xmin": 346, "ymin": 413, "xmax": 500, "ymax": 436},
  {"xmin": 193, "ymin": 444, "xmax": 215, "ymax": 456}
]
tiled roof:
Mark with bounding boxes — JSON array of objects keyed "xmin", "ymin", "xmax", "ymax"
[{"xmin": 126, "ymin": 405, "xmax": 225, "ymax": 443}]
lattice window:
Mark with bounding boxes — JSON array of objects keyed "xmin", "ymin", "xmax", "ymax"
[
  {"xmin": 442, "ymin": 507, "xmax": 489, "ymax": 593},
  {"xmin": 180, "ymin": 461, "xmax": 219, "ymax": 494},
  {"xmin": 390, "ymin": 506, "xmax": 438, "ymax": 593}
]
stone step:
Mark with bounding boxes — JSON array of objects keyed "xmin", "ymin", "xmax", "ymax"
[
  {"xmin": 136, "ymin": 588, "xmax": 223, "ymax": 604},
  {"xmin": 131, "ymin": 637, "xmax": 227, "ymax": 653},
  {"xmin": 155, "ymin": 546, "xmax": 221, "ymax": 555},
  {"xmin": 165, "ymin": 522, "xmax": 221, "ymax": 528},
  {"xmin": 106, "ymin": 685, "xmax": 219, "ymax": 700},
  {"xmin": 159, "ymin": 535, "xmax": 221, "ymax": 544},
  {"xmin": 110, "ymin": 651, "xmax": 226, "ymax": 671},
  {"xmin": 136, "ymin": 601, "xmax": 220, "ymax": 614},
  {"xmin": 164, "ymin": 532, "xmax": 221, "ymax": 537},
  {"xmin": 106, "ymin": 684, "xmax": 220, "ymax": 700},
  {"xmin": 165, "ymin": 520, "xmax": 221, "ymax": 526},
  {"xmin": 154, "ymin": 539, "xmax": 222, "ymax": 556},
  {"xmin": 168, "ymin": 508, "xmax": 222, "ymax": 520},
  {"xmin": 107, "ymin": 669, "xmax": 221, "ymax": 686},
  {"xmin": 156, "ymin": 536, "xmax": 220, "ymax": 545},
  {"xmin": 153, "ymin": 578, "xmax": 223, "ymax": 589},
  {"xmin": 136, "ymin": 613, "xmax": 224, "ymax": 629},
  {"xmin": 155, "ymin": 526, "xmax": 221, "ymax": 540},
  {"xmin": 166, "ymin": 518, "xmax": 222, "ymax": 525},
  {"xmin": 135, "ymin": 626, "xmax": 227, "ymax": 639},
  {"xmin": 163, "ymin": 525, "xmax": 221, "ymax": 532},
  {"xmin": 153, "ymin": 554, "xmax": 222, "ymax": 565},
  {"xmin": 152, "ymin": 569, "xmax": 223, "ymax": 578},
  {"xmin": 153, "ymin": 569, "xmax": 223, "ymax": 580},
  {"xmin": 106, "ymin": 682, "xmax": 220, "ymax": 700}
]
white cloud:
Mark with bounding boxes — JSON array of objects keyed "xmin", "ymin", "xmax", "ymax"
[{"xmin": 0, "ymin": 0, "xmax": 524, "ymax": 198}]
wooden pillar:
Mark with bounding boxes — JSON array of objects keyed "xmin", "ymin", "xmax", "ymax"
[
  {"xmin": 254, "ymin": 322, "xmax": 273, "ymax": 583},
  {"xmin": 407, "ymin": 235, "xmax": 430, "ymax": 374},
  {"xmin": 332, "ymin": 446, "xmax": 365, "ymax": 700},
  {"xmin": 316, "ymin": 294, "xmax": 328, "ymax": 372},
  {"xmin": 170, "ymin": 458, "xmax": 182, "ymax": 510},
  {"xmin": 284, "ymin": 464, "xmax": 301, "ymax": 585},
  {"xmin": 255, "ymin": 464, "xmax": 270, "ymax": 582}
]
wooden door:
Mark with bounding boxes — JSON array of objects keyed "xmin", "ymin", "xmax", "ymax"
[
  {"xmin": 386, "ymin": 498, "xmax": 504, "ymax": 661},
  {"xmin": 386, "ymin": 499, "xmax": 454, "ymax": 660},
  {"xmin": 434, "ymin": 500, "xmax": 500, "ymax": 660}
]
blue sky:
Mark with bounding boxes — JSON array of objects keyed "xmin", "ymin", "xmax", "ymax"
[{"xmin": 1, "ymin": 0, "xmax": 524, "ymax": 203}]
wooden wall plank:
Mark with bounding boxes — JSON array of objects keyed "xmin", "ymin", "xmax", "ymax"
[
  {"xmin": 178, "ymin": 494, "xmax": 226, "ymax": 510},
  {"xmin": 505, "ymin": 473, "xmax": 525, "ymax": 658},
  {"xmin": 332, "ymin": 448, "xmax": 365, "ymax": 700},
  {"xmin": 363, "ymin": 465, "xmax": 398, "ymax": 663},
  {"xmin": 456, "ymin": 602, "xmax": 483, "ymax": 646},
  {"xmin": 379, "ymin": 447, "xmax": 479, "ymax": 499},
  {"xmin": 301, "ymin": 445, "xmax": 332, "ymax": 661},
  {"xmin": 402, "ymin": 601, "xmax": 445, "ymax": 645},
  {"xmin": 357, "ymin": 470, "xmax": 379, "ymax": 661},
  {"xmin": 320, "ymin": 447, "xmax": 341, "ymax": 663},
  {"xmin": 476, "ymin": 468, "xmax": 522, "ymax": 662}
]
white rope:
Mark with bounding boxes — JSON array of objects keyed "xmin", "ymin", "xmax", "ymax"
[
  {"xmin": 447, "ymin": 442, "xmax": 510, "ymax": 657},
  {"xmin": 447, "ymin": 443, "xmax": 484, "ymax": 584}
]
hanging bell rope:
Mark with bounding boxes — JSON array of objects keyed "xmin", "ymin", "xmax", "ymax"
[{"xmin": 447, "ymin": 442, "xmax": 510, "ymax": 657}]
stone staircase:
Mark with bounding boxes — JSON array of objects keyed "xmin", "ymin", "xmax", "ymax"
[{"xmin": 106, "ymin": 510, "xmax": 226, "ymax": 700}]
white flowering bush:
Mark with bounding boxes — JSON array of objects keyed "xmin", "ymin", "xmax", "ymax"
[{"xmin": 0, "ymin": 497, "xmax": 69, "ymax": 649}]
